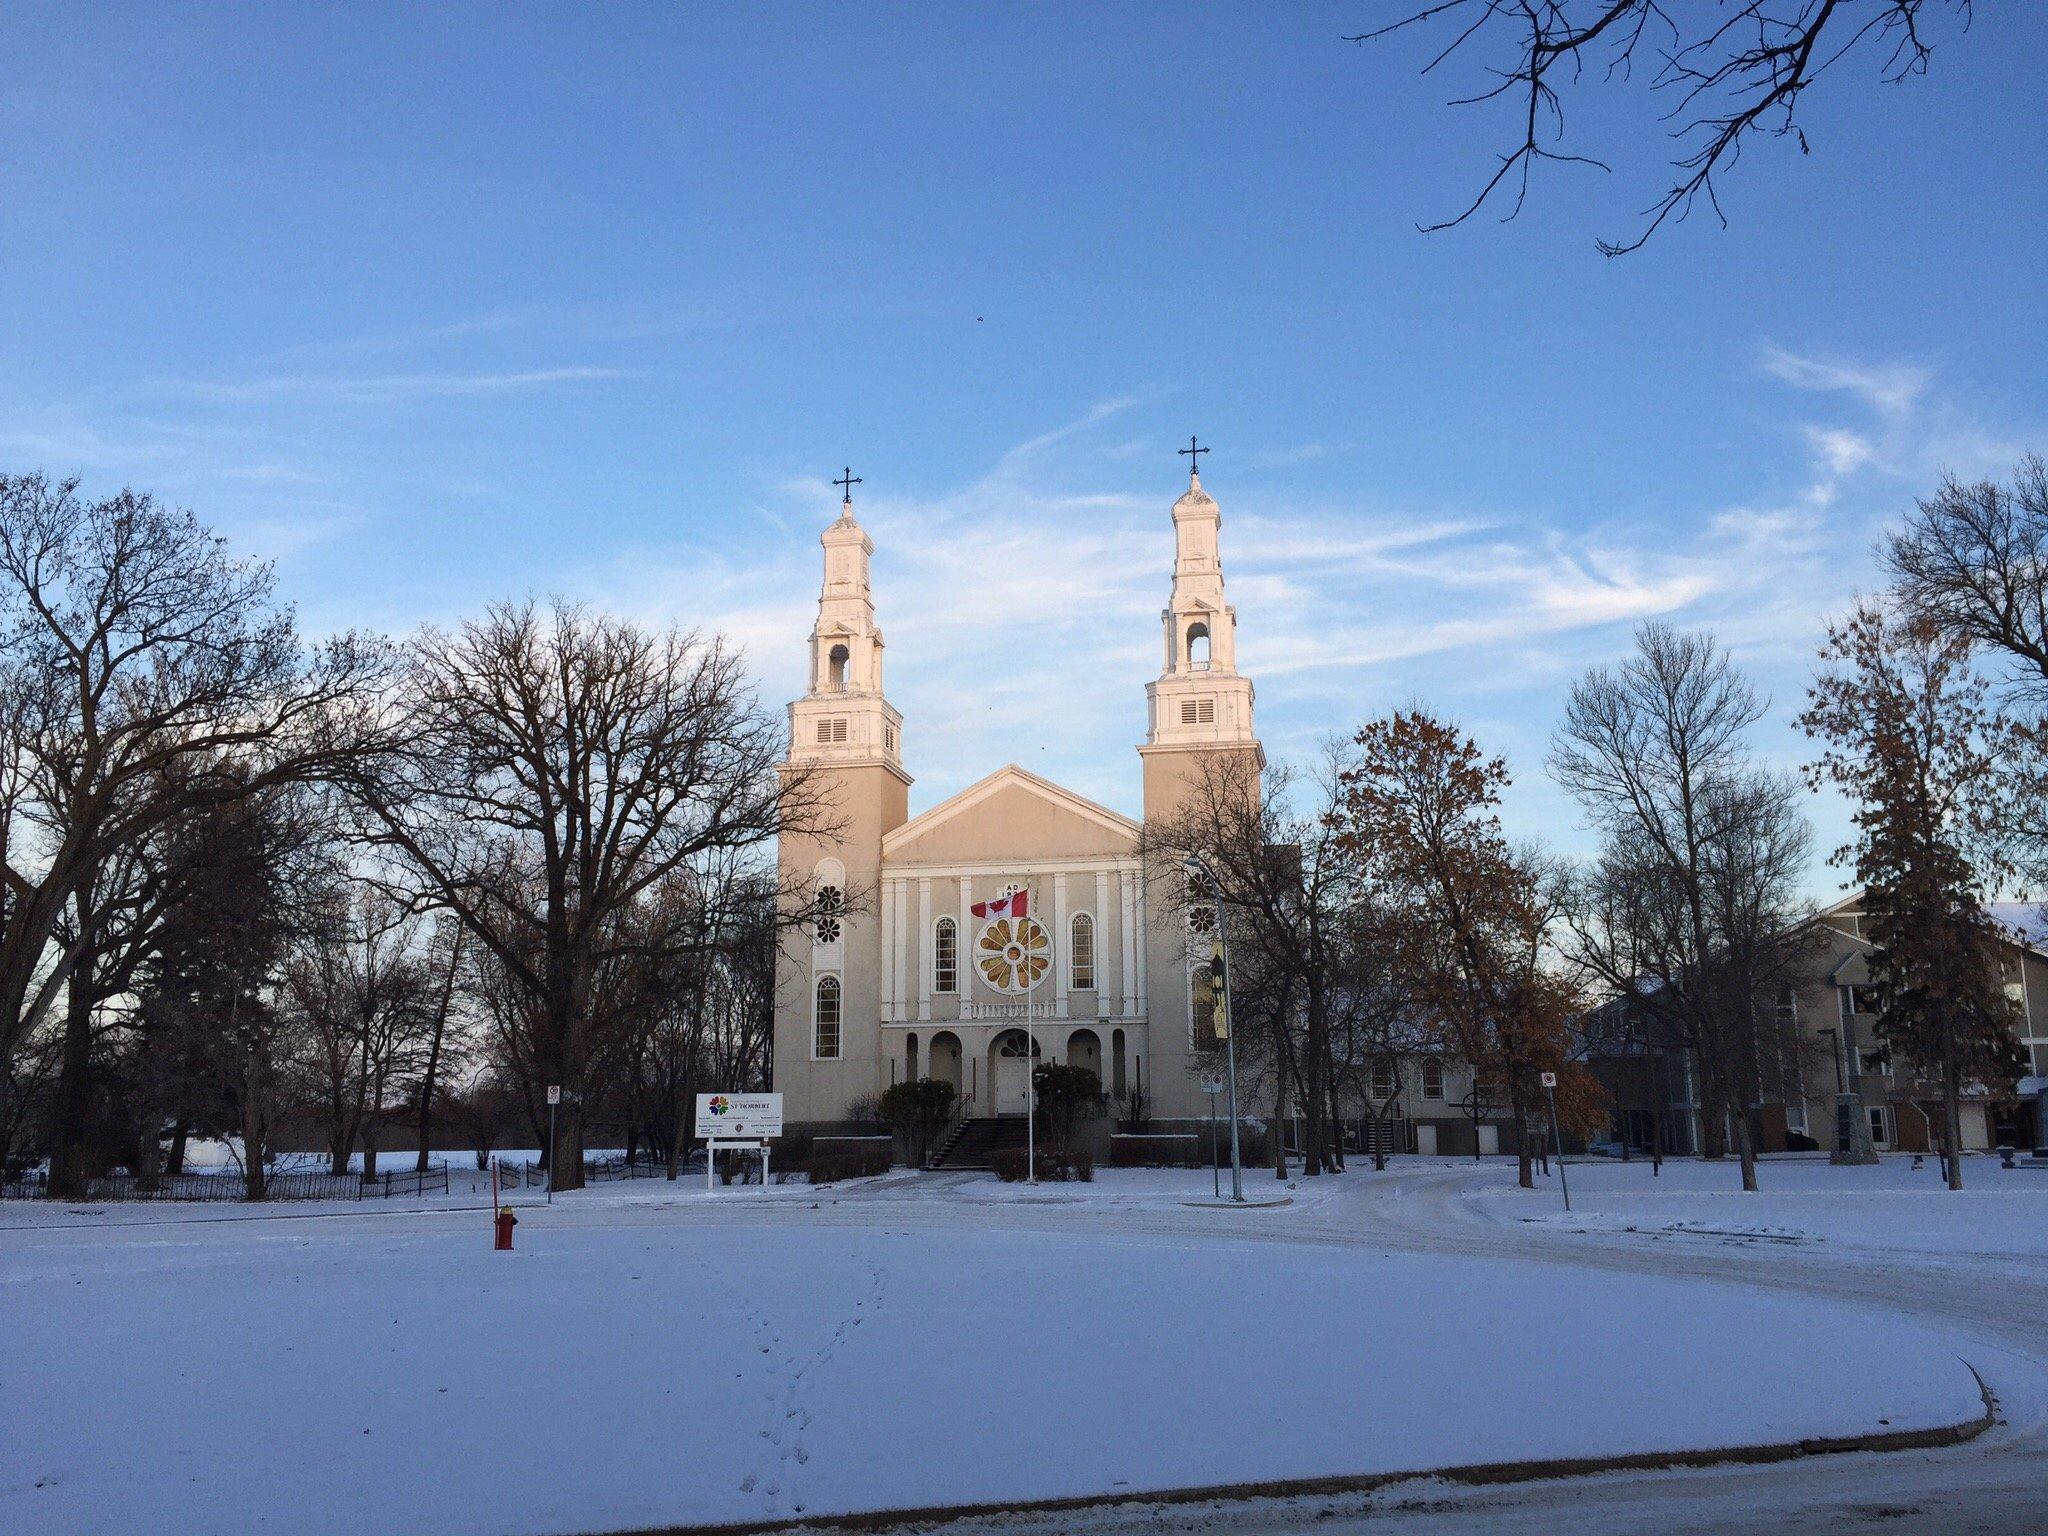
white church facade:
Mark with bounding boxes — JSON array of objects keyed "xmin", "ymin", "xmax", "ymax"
[{"xmin": 771, "ymin": 461, "xmax": 1260, "ymax": 1135}]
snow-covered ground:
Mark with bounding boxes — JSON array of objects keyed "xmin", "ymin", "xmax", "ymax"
[
  {"xmin": 1471, "ymin": 1152, "xmax": 2048, "ymax": 1260},
  {"xmin": 0, "ymin": 1161, "xmax": 2006, "ymax": 1536}
]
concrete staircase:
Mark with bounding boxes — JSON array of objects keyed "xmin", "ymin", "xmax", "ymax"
[{"xmin": 930, "ymin": 1116, "xmax": 1030, "ymax": 1170}]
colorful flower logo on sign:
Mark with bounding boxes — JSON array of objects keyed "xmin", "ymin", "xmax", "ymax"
[{"xmin": 708, "ymin": 1095, "xmax": 731, "ymax": 1116}]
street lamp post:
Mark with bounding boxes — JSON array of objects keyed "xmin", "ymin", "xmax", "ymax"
[{"xmin": 1185, "ymin": 854, "xmax": 1243, "ymax": 1202}]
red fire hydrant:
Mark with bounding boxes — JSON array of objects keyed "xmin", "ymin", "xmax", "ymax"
[{"xmin": 494, "ymin": 1207, "xmax": 518, "ymax": 1251}]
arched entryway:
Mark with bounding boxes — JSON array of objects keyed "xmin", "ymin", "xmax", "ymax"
[
  {"xmin": 1066, "ymin": 1027, "xmax": 1101, "ymax": 1086},
  {"xmin": 904, "ymin": 1032, "xmax": 920, "ymax": 1084},
  {"xmin": 928, "ymin": 1030, "xmax": 962, "ymax": 1098},
  {"xmin": 989, "ymin": 1029, "xmax": 1041, "ymax": 1116}
]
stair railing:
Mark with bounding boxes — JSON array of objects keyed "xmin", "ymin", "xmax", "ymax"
[{"xmin": 928, "ymin": 1094, "xmax": 973, "ymax": 1168}]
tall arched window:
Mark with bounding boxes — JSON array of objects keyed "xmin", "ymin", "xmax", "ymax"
[
  {"xmin": 1186, "ymin": 621, "xmax": 1211, "ymax": 669},
  {"xmin": 813, "ymin": 976, "xmax": 841, "ymax": 1059},
  {"xmin": 933, "ymin": 918, "xmax": 958, "ymax": 993},
  {"xmin": 1069, "ymin": 913, "xmax": 1095, "ymax": 990},
  {"xmin": 827, "ymin": 643, "xmax": 850, "ymax": 691}
]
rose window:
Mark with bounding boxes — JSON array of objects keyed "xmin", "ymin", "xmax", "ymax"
[{"xmin": 975, "ymin": 915, "xmax": 1051, "ymax": 994}]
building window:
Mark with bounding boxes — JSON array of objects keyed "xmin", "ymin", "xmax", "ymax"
[
  {"xmin": 1838, "ymin": 984, "xmax": 1872, "ymax": 1019},
  {"xmin": 1370, "ymin": 1059, "xmax": 1396, "ymax": 1101},
  {"xmin": 933, "ymin": 917, "xmax": 958, "ymax": 993},
  {"xmin": 1178, "ymin": 698, "xmax": 1217, "ymax": 725},
  {"xmin": 815, "ymin": 717, "xmax": 849, "ymax": 745},
  {"xmin": 814, "ymin": 884, "xmax": 843, "ymax": 945},
  {"xmin": 1868, "ymin": 1104, "xmax": 1891, "ymax": 1147},
  {"xmin": 1422, "ymin": 1058, "xmax": 1444, "ymax": 1100},
  {"xmin": 1070, "ymin": 913, "xmax": 1095, "ymax": 990},
  {"xmin": 1191, "ymin": 962, "xmax": 1220, "ymax": 1050},
  {"xmin": 813, "ymin": 976, "xmax": 841, "ymax": 1059},
  {"xmin": 886, "ymin": 724, "xmax": 897, "ymax": 752}
]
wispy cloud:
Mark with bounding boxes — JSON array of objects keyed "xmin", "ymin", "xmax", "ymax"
[
  {"xmin": 175, "ymin": 366, "xmax": 632, "ymax": 405},
  {"xmin": 1759, "ymin": 343, "xmax": 1929, "ymax": 417}
]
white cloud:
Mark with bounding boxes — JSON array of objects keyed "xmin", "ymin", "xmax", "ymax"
[
  {"xmin": 1759, "ymin": 344, "xmax": 1930, "ymax": 417},
  {"xmin": 176, "ymin": 366, "xmax": 631, "ymax": 405}
]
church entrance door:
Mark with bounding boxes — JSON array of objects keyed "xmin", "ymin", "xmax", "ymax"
[{"xmin": 992, "ymin": 1029, "xmax": 1039, "ymax": 1116}]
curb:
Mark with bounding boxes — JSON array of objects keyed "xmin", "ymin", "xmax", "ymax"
[{"xmin": 612, "ymin": 1363, "xmax": 1995, "ymax": 1536}]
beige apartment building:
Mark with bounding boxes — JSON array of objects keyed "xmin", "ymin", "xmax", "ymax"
[
  {"xmin": 1590, "ymin": 894, "xmax": 2048, "ymax": 1158},
  {"xmin": 770, "ymin": 465, "xmax": 1265, "ymax": 1136}
]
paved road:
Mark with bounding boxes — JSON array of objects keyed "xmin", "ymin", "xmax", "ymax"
[{"xmin": 696, "ymin": 1164, "xmax": 2048, "ymax": 1536}]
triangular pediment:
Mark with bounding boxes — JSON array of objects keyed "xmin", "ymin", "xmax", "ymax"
[{"xmin": 883, "ymin": 764, "xmax": 1140, "ymax": 865}]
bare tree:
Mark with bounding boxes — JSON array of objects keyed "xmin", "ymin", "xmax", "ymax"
[
  {"xmin": 1551, "ymin": 622, "xmax": 1813, "ymax": 1191},
  {"xmin": 283, "ymin": 888, "xmax": 437, "ymax": 1178},
  {"xmin": 346, "ymin": 600, "xmax": 819, "ymax": 1190},
  {"xmin": 0, "ymin": 474, "xmax": 390, "ymax": 1068},
  {"xmin": 1885, "ymin": 457, "xmax": 2048, "ymax": 691},
  {"xmin": 1145, "ymin": 748, "xmax": 1366, "ymax": 1178},
  {"xmin": 1349, "ymin": 2, "xmax": 1974, "ymax": 254}
]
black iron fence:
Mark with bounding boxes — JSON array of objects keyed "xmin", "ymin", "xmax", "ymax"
[
  {"xmin": 0, "ymin": 1169, "xmax": 364, "ymax": 1202},
  {"xmin": 371, "ymin": 1163, "xmax": 451, "ymax": 1198}
]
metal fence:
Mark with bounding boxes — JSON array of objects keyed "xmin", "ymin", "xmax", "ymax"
[
  {"xmin": 371, "ymin": 1163, "xmax": 451, "ymax": 1198},
  {"xmin": 0, "ymin": 1169, "xmax": 365, "ymax": 1202}
]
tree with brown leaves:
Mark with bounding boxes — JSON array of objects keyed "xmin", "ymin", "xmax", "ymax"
[
  {"xmin": 1337, "ymin": 711, "xmax": 1598, "ymax": 1189},
  {"xmin": 1801, "ymin": 603, "xmax": 2025, "ymax": 1190}
]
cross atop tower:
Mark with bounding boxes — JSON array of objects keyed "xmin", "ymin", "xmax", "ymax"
[
  {"xmin": 1178, "ymin": 436, "xmax": 1209, "ymax": 480},
  {"xmin": 833, "ymin": 466, "xmax": 861, "ymax": 507}
]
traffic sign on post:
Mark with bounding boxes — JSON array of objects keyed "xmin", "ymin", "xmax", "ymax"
[
  {"xmin": 546, "ymin": 1085, "xmax": 561, "ymax": 1105},
  {"xmin": 1540, "ymin": 1072, "xmax": 1557, "ymax": 1089}
]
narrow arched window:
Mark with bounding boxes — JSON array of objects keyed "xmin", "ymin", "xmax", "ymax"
[
  {"xmin": 1422, "ymin": 1058, "xmax": 1445, "ymax": 1100},
  {"xmin": 1186, "ymin": 622, "xmax": 1211, "ymax": 669},
  {"xmin": 827, "ymin": 643, "xmax": 850, "ymax": 691},
  {"xmin": 933, "ymin": 918, "xmax": 958, "ymax": 993},
  {"xmin": 1070, "ymin": 913, "xmax": 1095, "ymax": 990},
  {"xmin": 814, "ymin": 976, "xmax": 841, "ymax": 1058}
]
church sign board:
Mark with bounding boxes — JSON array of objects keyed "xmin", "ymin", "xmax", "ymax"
[{"xmin": 695, "ymin": 1093, "xmax": 783, "ymax": 1141}]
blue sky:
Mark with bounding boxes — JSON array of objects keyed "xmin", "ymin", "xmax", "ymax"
[{"xmin": 3, "ymin": 4, "xmax": 2043, "ymax": 893}]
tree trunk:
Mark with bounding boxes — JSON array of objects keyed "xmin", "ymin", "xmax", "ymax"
[
  {"xmin": 1513, "ymin": 1093, "xmax": 1534, "ymax": 1189},
  {"xmin": 1272, "ymin": 1060, "xmax": 1290, "ymax": 1179},
  {"xmin": 1732, "ymin": 1103, "xmax": 1759, "ymax": 1193},
  {"xmin": 166, "ymin": 1121, "xmax": 190, "ymax": 1176},
  {"xmin": 1944, "ymin": 1066, "xmax": 1965, "ymax": 1193},
  {"xmin": 242, "ymin": 1027, "xmax": 270, "ymax": 1202},
  {"xmin": 416, "ymin": 929, "xmax": 459, "ymax": 1173},
  {"xmin": 133, "ymin": 1101, "xmax": 165, "ymax": 1193},
  {"xmin": 47, "ymin": 954, "xmax": 97, "ymax": 1199},
  {"xmin": 552, "ymin": 1098, "xmax": 586, "ymax": 1191}
]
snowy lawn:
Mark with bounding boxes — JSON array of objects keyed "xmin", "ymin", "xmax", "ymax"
[
  {"xmin": 1478, "ymin": 1152, "xmax": 2048, "ymax": 1258},
  {"xmin": 0, "ymin": 1185, "xmax": 1988, "ymax": 1536}
]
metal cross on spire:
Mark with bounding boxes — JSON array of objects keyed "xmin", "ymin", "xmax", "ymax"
[
  {"xmin": 833, "ymin": 466, "xmax": 861, "ymax": 505},
  {"xmin": 1178, "ymin": 436, "xmax": 1209, "ymax": 478}
]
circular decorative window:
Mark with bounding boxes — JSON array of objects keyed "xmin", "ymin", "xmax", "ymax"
[
  {"xmin": 815, "ymin": 885, "xmax": 843, "ymax": 945},
  {"xmin": 976, "ymin": 915, "xmax": 1051, "ymax": 994}
]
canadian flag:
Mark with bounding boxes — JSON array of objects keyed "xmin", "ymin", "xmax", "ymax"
[{"xmin": 970, "ymin": 888, "xmax": 1028, "ymax": 920}]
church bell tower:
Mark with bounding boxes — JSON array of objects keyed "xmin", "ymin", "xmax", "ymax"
[
  {"xmin": 1139, "ymin": 445, "xmax": 1262, "ymax": 822},
  {"xmin": 774, "ymin": 472, "xmax": 910, "ymax": 1127}
]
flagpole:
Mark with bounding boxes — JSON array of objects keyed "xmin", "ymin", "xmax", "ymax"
[{"xmin": 1025, "ymin": 877, "xmax": 1037, "ymax": 1187}]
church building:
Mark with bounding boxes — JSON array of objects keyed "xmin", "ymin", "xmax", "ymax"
[{"xmin": 771, "ymin": 458, "xmax": 1261, "ymax": 1136}]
